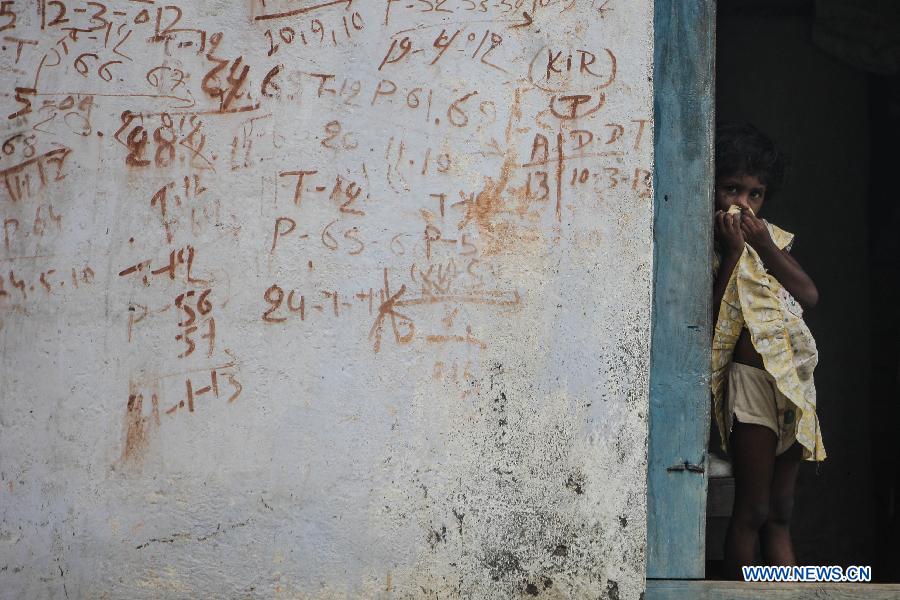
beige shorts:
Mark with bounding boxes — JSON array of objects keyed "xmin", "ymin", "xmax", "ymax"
[{"xmin": 725, "ymin": 362, "xmax": 798, "ymax": 456}]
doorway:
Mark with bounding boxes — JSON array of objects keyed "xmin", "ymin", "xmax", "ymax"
[{"xmin": 705, "ymin": 0, "xmax": 900, "ymax": 582}]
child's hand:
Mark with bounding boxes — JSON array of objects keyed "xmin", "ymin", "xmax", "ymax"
[
  {"xmin": 714, "ymin": 210, "xmax": 745, "ymax": 257},
  {"xmin": 739, "ymin": 210, "xmax": 776, "ymax": 252}
]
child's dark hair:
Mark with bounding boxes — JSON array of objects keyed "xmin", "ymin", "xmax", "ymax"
[{"xmin": 715, "ymin": 122, "xmax": 786, "ymax": 198}]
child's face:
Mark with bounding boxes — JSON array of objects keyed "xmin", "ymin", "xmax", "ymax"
[{"xmin": 715, "ymin": 173, "xmax": 767, "ymax": 216}]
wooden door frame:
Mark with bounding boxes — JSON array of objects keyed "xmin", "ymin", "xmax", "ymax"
[{"xmin": 646, "ymin": 0, "xmax": 716, "ymax": 582}]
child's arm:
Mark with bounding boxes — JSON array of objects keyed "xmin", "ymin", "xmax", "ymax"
[
  {"xmin": 712, "ymin": 210, "xmax": 745, "ymax": 317},
  {"xmin": 739, "ymin": 211, "xmax": 819, "ymax": 309}
]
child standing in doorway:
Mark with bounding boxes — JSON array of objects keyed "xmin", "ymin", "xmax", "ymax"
[{"xmin": 711, "ymin": 123, "xmax": 827, "ymax": 580}]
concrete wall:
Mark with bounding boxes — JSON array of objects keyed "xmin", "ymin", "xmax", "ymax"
[{"xmin": 0, "ymin": 1, "xmax": 654, "ymax": 597}]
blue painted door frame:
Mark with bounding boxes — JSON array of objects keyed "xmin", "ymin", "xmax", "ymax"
[{"xmin": 647, "ymin": 0, "xmax": 716, "ymax": 580}]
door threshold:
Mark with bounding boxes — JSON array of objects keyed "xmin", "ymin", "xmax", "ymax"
[{"xmin": 646, "ymin": 578, "xmax": 900, "ymax": 599}]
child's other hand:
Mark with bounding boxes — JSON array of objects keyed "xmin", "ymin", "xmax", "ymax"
[
  {"xmin": 739, "ymin": 210, "xmax": 776, "ymax": 252},
  {"xmin": 714, "ymin": 210, "xmax": 745, "ymax": 257}
]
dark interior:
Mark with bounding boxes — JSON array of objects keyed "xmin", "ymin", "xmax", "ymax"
[{"xmin": 708, "ymin": 0, "xmax": 900, "ymax": 581}]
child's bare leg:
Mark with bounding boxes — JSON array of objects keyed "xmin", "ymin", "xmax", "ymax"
[
  {"xmin": 760, "ymin": 440, "xmax": 802, "ymax": 565},
  {"xmin": 723, "ymin": 417, "xmax": 777, "ymax": 580}
]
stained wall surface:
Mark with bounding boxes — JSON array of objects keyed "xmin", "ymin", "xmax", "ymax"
[{"xmin": 0, "ymin": 1, "xmax": 654, "ymax": 597}]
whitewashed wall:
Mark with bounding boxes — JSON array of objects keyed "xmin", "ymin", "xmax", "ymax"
[{"xmin": 0, "ymin": 1, "xmax": 653, "ymax": 597}]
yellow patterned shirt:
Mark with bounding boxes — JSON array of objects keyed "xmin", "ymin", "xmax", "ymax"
[{"xmin": 712, "ymin": 220, "xmax": 826, "ymax": 462}]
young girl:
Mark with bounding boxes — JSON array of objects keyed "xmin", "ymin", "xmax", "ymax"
[{"xmin": 711, "ymin": 123, "xmax": 826, "ymax": 580}]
